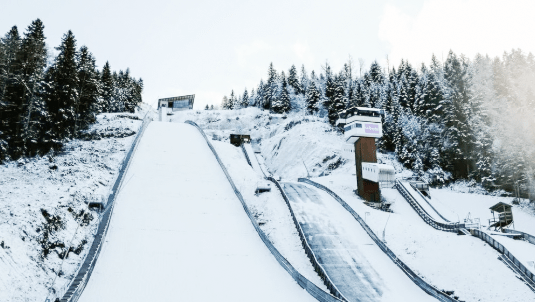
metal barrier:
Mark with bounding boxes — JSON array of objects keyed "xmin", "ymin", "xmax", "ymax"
[
  {"xmin": 185, "ymin": 121, "xmax": 344, "ymax": 302},
  {"xmin": 240, "ymin": 143, "xmax": 252, "ymax": 167},
  {"xmin": 58, "ymin": 114, "xmax": 153, "ymax": 302},
  {"xmin": 396, "ymin": 180, "xmax": 535, "ymax": 293},
  {"xmin": 503, "ymin": 229, "xmax": 535, "ymax": 246},
  {"xmin": 470, "ymin": 229, "xmax": 535, "ymax": 292},
  {"xmin": 299, "ymin": 178, "xmax": 457, "ymax": 302},
  {"xmin": 266, "ymin": 177, "xmax": 348, "ymax": 301},
  {"xmin": 395, "ymin": 180, "xmax": 463, "ymax": 232},
  {"xmin": 409, "ymin": 183, "xmax": 451, "ymax": 222}
]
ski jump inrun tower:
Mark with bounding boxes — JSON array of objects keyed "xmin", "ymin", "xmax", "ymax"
[{"xmin": 337, "ymin": 107, "xmax": 394, "ymax": 203}]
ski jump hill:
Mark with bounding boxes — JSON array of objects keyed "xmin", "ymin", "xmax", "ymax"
[
  {"xmin": 76, "ymin": 122, "xmax": 316, "ymax": 301},
  {"xmin": 62, "ymin": 117, "xmax": 535, "ymax": 302}
]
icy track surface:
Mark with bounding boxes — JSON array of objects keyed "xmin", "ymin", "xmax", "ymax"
[
  {"xmin": 78, "ymin": 122, "xmax": 316, "ymax": 302},
  {"xmin": 282, "ymin": 182, "xmax": 435, "ymax": 302}
]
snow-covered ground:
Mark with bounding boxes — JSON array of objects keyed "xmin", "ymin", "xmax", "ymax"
[
  {"xmin": 314, "ymin": 173, "xmax": 535, "ymax": 302},
  {"xmin": 428, "ymin": 188, "xmax": 535, "ymax": 232},
  {"xmin": 0, "ymin": 109, "xmax": 147, "ymax": 302},
  {"xmin": 212, "ymin": 138, "xmax": 328, "ymax": 292},
  {"xmin": 170, "ymin": 108, "xmax": 345, "ymax": 179},
  {"xmin": 6, "ymin": 105, "xmax": 535, "ymax": 301},
  {"xmin": 169, "ymin": 108, "xmax": 535, "ymax": 301},
  {"xmin": 78, "ymin": 122, "xmax": 316, "ymax": 301}
]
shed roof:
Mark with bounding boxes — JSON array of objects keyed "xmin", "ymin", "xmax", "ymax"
[{"xmin": 489, "ymin": 202, "xmax": 512, "ymax": 212}]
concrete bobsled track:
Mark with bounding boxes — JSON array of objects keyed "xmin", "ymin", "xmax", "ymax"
[
  {"xmin": 282, "ymin": 182, "xmax": 436, "ymax": 302},
  {"xmin": 78, "ymin": 122, "xmax": 315, "ymax": 302}
]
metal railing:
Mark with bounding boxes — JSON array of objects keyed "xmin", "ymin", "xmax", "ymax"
[
  {"xmin": 57, "ymin": 114, "xmax": 153, "ymax": 302},
  {"xmin": 185, "ymin": 121, "xmax": 344, "ymax": 302},
  {"xmin": 298, "ymin": 178, "xmax": 458, "ymax": 302},
  {"xmin": 240, "ymin": 143, "xmax": 252, "ymax": 167},
  {"xmin": 503, "ymin": 229, "xmax": 535, "ymax": 246},
  {"xmin": 395, "ymin": 180, "xmax": 463, "ymax": 232},
  {"xmin": 409, "ymin": 183, "xmax": 451, "ymax": 222},
  {"xmin": 396, "ymin": 179, "xmax": 535, "ymax": 293},
  {"xmin": 266, "ymin": 177, "xmax": 348, "ymax": 301},
  {"xmin": 470, "ymin": 229, "xmax": 535, "ymax": 292}
]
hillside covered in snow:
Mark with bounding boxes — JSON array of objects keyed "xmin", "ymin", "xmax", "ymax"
[{"xmin": 0, "ymin": 109, "xmax": 149, "ymax": 302}]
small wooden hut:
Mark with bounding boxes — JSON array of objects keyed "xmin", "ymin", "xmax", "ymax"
[
  {"xmin": 230, "ymin": 134, "xmax": 251, "ymax": 146},
  {"xmin": 488, "ymin": 202, "xmax": 514, "ymax": 231}
]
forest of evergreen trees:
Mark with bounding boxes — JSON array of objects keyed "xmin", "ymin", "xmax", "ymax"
[
  {"xmin": 0, "ymin": 19, "xmax": 143, "ymax": 163},
  {"xmin": 222, "ymin": 51, "xmax": 535, "ymax": 199}
]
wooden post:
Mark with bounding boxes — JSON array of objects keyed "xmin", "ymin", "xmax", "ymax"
[{"xmin": 354, "ymin": 137, "xmax": 380, "ymax": 202}]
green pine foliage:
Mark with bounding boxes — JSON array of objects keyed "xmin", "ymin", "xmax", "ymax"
[
  {"xmin": 287, "ymin": 64, "xmax": 300, "ymax": 94},
  {"xmin": 0, "ymin": 20, "xmax": 143, "ymax": 163},
  {"xmin": 263, "ymin": 63, "xmax": 277, "ymax": 110},
  {"xmin": 272, "ymin": 72, "xmax": 291, "ymax": 114},
  {"xmin": 305, "ymin": 80, "xmax": 320, "ymax": 114}
]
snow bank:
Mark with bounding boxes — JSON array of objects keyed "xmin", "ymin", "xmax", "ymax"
[
  {"xmin": 313, "ymin": 173, "xmax": 535, "ymax": 302},
  {"xmin": 0, "ymin": 111, "xmax": 146, "ymax": 302},
  {"xmin": 212, "ymin": 139, "xmax": 328, "ymax": 292},
  {"xmin": 170, "ymin": 108, "xmax": 346, "ymax": 179}
]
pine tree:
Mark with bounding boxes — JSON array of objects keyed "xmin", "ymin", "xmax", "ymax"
[
  {"xmin": 0, "ymin": 26, "xmax": 22, "ymax": 160},
  {"xmin": 306, "ymin": 80, "xmax": 320, "ymax": 114},
  {"xmin": 326, "ymin": 75, "xmax": 346, "ymax": 125},
  {"xmin": 263, "ymin": 63, "xmax": 277, "ymax": 110},
  {"xmin": 16, "ymin": 19, "xmax": 48, "ymax": 156},
  {"xmin": 241, "ymin": 89, "xmax": 249, "ymax": 108},
  {"xmin": 299, "ymin": 65, "xmax": 308, "ymax": 95},
  {"xmin": 442, "ymin": 50, "xmax": 473, "ymax": 178},
  {"xmin": 221, "ymin": 96, "xmax": 229, "ymax": 109},
  {"xmin": 323, "ymin": 65, "xmax": 335, "ymax": 108},
  {"xmin": 0, "ymin": 26, "xmax": 21, "ymax": 104},
  {"xmin": 288, "ymin": 64, "xmax": 300, "ymax": 94},
  {"xmin": 369, "ymin": 61, "xmax": 384, "ymax": 84},
  {"xmin": 75, "ymin": 46, "xmax": 100, "ymax": 133},
  {"xmin": 255, "ymin": 80, "xmax": 264, "ymax": 108},
  {"xmin": 204, "ymin": 104, "xmax": 209, "ymax": 110},
  {"xmin": 249, "ymin": 88, "xmax": 255, "ymax": 107},
  {"xmin": 46, "ymin": 30, "xmax": 79, "ymax": 147},
  {"xmin": 272, "ymin": 72, "xmax": 290, "ymax": 113},
  {"xmin": 101, "ymin": 61, "xmax": 113, "ymax": 112},
  {"xmin": 229, "ymin": 90, "xmax": 236, "ymax": 110}
]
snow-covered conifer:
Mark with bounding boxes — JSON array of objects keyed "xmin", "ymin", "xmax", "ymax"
[
  {"xmin": 306, "ymin": 81, "xmax": 320, "ymax": 115},
  {"xmin": 288, "ymin": 65, "xmax": 300, "ymax": 94},
  {"xmin": 272, "ymin": 72, "xmax": 290, "ymax": 113},
  {"xmin": 241, "ymin": 89, "xmax": 248, "ymax": 108}
]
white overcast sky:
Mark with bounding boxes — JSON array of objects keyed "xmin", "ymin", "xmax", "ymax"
[{"xmin": 2, "ymin": 0, "xmax": 535, "ymax": 109}]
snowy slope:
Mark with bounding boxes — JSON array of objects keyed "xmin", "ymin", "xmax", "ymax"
[
  {"xmin": 429, "ymin": 188, "xmax": 535, "ymax": 232},
  {"xmin": 0, "ymin": 111, "xmax": 146, "ymax": 302},
  {"xmin": 243, "ymin": 143, "xmax": 263, "ymax": 175},
  {"xmin": 170, "ymin": 108, "xmax": 345, "ymax": 179},
  {"xmin": 78, "ymin": 122, "xmax": 316, "ymax": 302},
  {"xmin": 282, "ymin": 181, "xmax": 435, "ymax": 302},
  {"xmin": 314, "ymin": 174, "xmax": 535, "ymax": 302},
  {"xmin": 211, "ymin": 139, "xmax": 328, "ymax": 292},
  {"xmin": 164, "ymin": 108, "xmax": 535, "ymax": 301},
  {"xmin": 490, "ymin": 233, "xmax": 535, "ymax": 271}
]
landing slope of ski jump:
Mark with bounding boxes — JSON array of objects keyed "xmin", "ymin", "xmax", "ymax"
[
  {"xmin": 282, "ymin": 182, "xmax": 436, "ymax": 302},
  {"xmin": 78, "ymin": 122, "xmax": 315, "ymax": 302}
]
